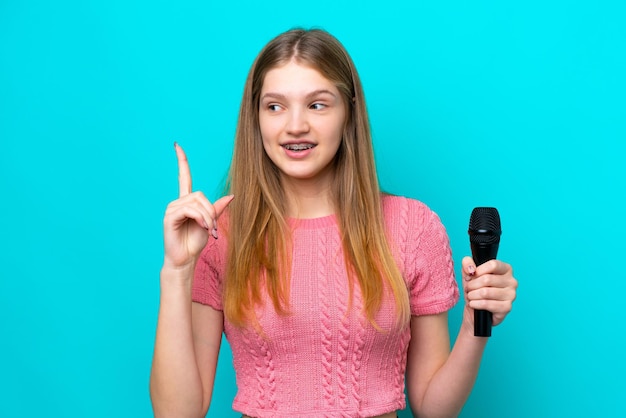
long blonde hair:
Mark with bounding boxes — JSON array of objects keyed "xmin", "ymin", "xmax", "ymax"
[{"xmin": 223, "ymin": 28, "xmax": 410, "ymax": 328}]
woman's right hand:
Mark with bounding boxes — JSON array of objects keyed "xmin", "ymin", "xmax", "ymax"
[{"xmin": 162, "ymin": 143, "xmax": 234, "ymax": 271}]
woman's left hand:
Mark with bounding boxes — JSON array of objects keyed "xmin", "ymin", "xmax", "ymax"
[{"xmin": 461, "ymin": 257, "xmax": 518, "ymax": 329}]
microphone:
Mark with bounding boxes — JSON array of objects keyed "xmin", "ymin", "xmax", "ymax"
[{"xmin": 468, "ymin": 207, "xmax": 501, "ymax": 337}]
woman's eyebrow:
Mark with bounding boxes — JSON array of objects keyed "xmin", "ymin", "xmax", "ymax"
[
  {"xmin": 260, "ymin": 89, "xmax": 337, "ymax": 101},
  {"xmin": 305, "ymin": 89, "xmax": 337, "ymax": 100},
  {"xmin": 260, "ymin": 92, "xmax": 286, "ymax": 101}
]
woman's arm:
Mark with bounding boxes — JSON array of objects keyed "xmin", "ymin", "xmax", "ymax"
[
  {"xmin": 405, "ymin": 312, "xmax": 487, "ymax": 418},
  {"xmin": 149, "ymin": 144, "xmax": 234, "ymax": 417},
  {"xmin": 406, "ymin": 258, "xmax": 517, "ymax": 418},
  {"xmin": 150, "ymin": 268, "xmax": 224, "ymax": 417}
]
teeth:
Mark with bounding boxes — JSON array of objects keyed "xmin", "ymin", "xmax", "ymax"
[{"xmin": 284, "ymin": 143, "xmax": 314, "ymax": 151}]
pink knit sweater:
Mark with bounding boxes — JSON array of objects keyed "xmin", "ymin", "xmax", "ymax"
[{"xmin": 193, "ymin": 195, "xmax": 459, "ymax": 418}]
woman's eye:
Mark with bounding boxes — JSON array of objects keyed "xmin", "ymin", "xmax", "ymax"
[
  {"xmin": 268, "ymin": 104, "xmax": 281, "ymax": 111},
  {"xmin": 310, "ymin": 103, "xmax": 326, "ymax": 110}
]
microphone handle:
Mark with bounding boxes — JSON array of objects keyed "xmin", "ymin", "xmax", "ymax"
[{"xmin": 470, "ymin": 242, "xmax": 499, "ymax": 337}]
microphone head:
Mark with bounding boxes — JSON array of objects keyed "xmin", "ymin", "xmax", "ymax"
[{"xmin": 468, "ymin": 207, "xmax": 501, "ymax": 245}]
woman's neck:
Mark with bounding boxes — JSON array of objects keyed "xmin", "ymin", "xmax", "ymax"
[{"xmin": 281, "ymin": 176, "xmax": 335, "ymax": 219}]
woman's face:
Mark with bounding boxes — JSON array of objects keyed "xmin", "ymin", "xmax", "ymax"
[{"xmin": 258, "ymin": 60, "xmax": 346, "ymax": 187}]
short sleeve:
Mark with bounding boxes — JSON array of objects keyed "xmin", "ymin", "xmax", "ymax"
[
  {"xmin": 192, "ymin": 236, "xmax": 226, "ymax": 311},
  {"xmin": 388, "ymin": 198, "xmax": 459, "ymax": 316}
]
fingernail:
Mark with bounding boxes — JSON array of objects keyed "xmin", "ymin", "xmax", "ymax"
[
  {"xmin": 211, "ymin": 227, "xmax": 218, "ymax": 239},
  {"xmin": 174, "ymin": 141, "xmax": 178, "ymax": 149},
  {"xmin": 202, "ymin": 221, "xmax": 210, "ymax": 230},
  {"xmin": 467, "ymin": 265, "xmax": 476, "ymax": 276}
]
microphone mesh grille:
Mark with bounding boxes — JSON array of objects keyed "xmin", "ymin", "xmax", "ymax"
[{"xmin": 468, "ymin": 207, "xmax": 501, "ymax": 244}]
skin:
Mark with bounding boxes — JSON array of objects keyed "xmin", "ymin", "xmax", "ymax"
[
  {"xmin": 406, "ymin": 259, "xmax": 517, "ymax": 418},
  {"xmin": 259, "ymin": 60, "xmax": 346, "ymax": 218},
  {"xmin": 149, "ymin": 64, "xmax": 518, "ymax": 418},
  {"xmin": 150, "ymin": 143, "xmax": 230, "ymax": 417}
]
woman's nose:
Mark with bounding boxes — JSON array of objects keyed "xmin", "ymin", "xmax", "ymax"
[{"xmin": 285, "ymin": 108, "xmax": 310, "ymax": 135}]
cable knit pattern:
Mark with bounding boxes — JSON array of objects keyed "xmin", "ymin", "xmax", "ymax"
[
  {"xmin": 241, "ymin": 329, "xmax": 265, "ymax": 409},
  {"xmin": 349, "ymin": 283, "xmax": 365, "ymax": 414},
  {"xmin": 318, "ymin": 227, "xmax": 334, "ymax": 409},
  {"xmin": 192, "ymin": 195, "xmax": 460, "ymax": 417},
  {"xmin": 258, "ymin": 332, "xmax": 277, "ymax": 410},
  {"xmin": 393, "ymin": 320, "xmax": 412, "ymax": 402}
]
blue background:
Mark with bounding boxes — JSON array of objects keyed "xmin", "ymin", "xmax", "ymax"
[{"xmin": 1, "ymin": 0, "xmax": 624, "ymax": 416}]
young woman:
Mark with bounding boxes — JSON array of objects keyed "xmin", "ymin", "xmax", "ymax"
[{"xmin": 150, "ymin": 28, "xmax": 517, "ymax": 418}]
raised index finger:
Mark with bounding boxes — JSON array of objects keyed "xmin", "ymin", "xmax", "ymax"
[{"xmin": 174, "ymin": 142, "xmax": 192, "ymax": 197}]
